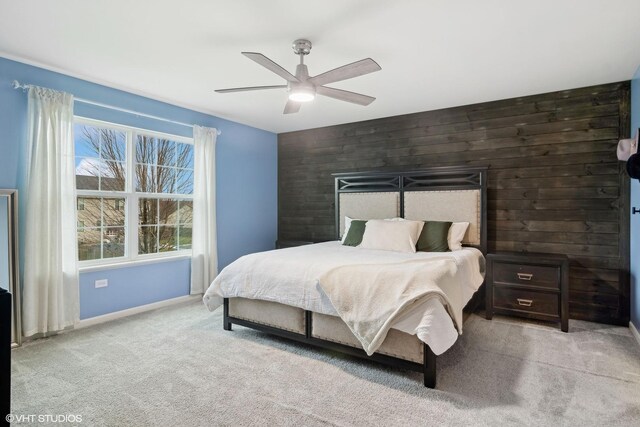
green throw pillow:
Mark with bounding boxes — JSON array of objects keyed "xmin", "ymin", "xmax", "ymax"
[
  {"xmin": 342, "ymin": 220, "xmax": 367, "ymax": 247},
  {"xmin": 417, "ymin": 221, "xmax": 452, "ymax": 252}
]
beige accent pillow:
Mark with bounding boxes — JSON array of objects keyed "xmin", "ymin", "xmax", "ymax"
[
  {"xmin": 341, "ymin": 216, "xmax": 352, "ymax": 242},
  {"xmin": 448, "ymin": 222, "xmax": 470, "ymax": 251},
  {"xmin": 359, "ymin": 219, "xmax": 423, "ymax": 253}
]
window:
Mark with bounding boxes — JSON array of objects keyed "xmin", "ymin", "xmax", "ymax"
[{"xmin": 75, "ymin": 118, "xmax": 194, "ymax": 265}]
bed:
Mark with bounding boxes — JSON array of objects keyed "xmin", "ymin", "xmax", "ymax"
[{"xmin": 204, "ymin": 166, "xmax": 487, "ymax": 388}]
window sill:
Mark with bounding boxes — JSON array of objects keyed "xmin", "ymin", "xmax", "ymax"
[{"xmin": 79, "ymin": 254, "xmax": 192, "ymax": 273}]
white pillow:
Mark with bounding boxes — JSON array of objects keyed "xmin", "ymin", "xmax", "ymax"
[
  {"xmin": 342, "ymin": 216, "xmax": 417, "ymax": 242},
  {"xmin": 359, "ymin": 219, "xmax": 423, "ymax": 253},
  {"xmin": 385, "ymin": 217, "xmax": 425, "ymax": 236},
  {"xmin": 448, "ymin": 222, "xmax": 469, "ymax": 251}
]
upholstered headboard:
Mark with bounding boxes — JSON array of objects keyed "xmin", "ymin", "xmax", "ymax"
[{"xmin": 333, "ymin": 167, "xmax": 487, "ymax": 253}]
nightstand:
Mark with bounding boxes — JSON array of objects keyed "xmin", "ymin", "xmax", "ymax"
[{"xmin": 486, "ymin": 252, "xmax": 569, "ymax": 332}]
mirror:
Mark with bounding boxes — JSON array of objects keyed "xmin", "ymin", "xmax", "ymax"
[{"xmin": 0, "ymin": 190, "xmax": 20, "ymax": 347}]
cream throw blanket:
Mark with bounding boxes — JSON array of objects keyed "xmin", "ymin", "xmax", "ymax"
[{"xmin": 318, "ymin": 259, "xmax": 463, "ymax": 356}]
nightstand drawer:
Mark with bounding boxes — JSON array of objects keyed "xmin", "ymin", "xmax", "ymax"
[
  {"xmin": 493, "ymin": 287, "xmax": 559, "ymax": 318},
  {"xmin": 492, "ymin": 262, "xmax": 560, "ymax": 289}
]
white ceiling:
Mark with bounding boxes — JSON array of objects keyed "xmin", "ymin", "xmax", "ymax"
[{"xmin": 1, "ymin": 0, "xmax": 640, "ymax": 134}]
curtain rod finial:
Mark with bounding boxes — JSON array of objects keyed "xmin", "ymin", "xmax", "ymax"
[{"xmin": 11, "ymin": 80, "xmax": 28, "ymax": 91}]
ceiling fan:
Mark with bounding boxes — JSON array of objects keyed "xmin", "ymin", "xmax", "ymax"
[{"xmin": 215, "ymin": 39, "xmax": 381, "ymax": 114}]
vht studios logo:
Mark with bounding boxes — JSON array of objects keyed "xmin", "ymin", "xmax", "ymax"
[{"xmin": 6, "ymin": 413, "xmax": 83, "ymax": 423}]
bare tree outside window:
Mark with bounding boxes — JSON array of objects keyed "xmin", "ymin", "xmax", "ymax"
[{"xmin": 75, "ymin": 123, "xmax": 194, "ymax": 262}]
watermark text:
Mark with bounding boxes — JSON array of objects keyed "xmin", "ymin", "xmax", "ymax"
[{"xmin": 6, "ymin": 414, "xmax": 83, "ymax": 424}]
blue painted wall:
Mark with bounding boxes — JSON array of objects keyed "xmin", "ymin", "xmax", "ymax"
[
  {"xmin": 631, "ymin": 65, "xmax": 640, "ymax": 329},
  {"xmin": 0, "ymin": 56, "xmax": 277, "ymax": 319},
  {"xmin": 79, "ymin": 260, "xmax": 191, "ymax": 319}
]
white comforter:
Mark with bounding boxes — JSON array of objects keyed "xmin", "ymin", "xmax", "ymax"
[{"xmin": 203, "ymin": 241, "xmax": 485, "ymax": 355}]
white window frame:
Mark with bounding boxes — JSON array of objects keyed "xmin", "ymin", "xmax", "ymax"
[{"xmin": 75, "ymin": 116, "xmax": 194, "ymax": 269}]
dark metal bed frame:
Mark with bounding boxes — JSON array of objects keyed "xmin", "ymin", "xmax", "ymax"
[
  {"xmin": 223, "ymin": 166, "xmax": 488, "ymax": 388},
  {"xmin": 223, "ymin": 302, "xmax": 438, "ymax": 386}
]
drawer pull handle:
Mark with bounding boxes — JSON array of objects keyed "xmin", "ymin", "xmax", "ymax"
[
  {"xmin": 517, "ymin": 273, "xmax": 533, "ymax": 281},
  {"xmin": 517, "ymin": 298, "xmax": 533, "ymax": 307}
]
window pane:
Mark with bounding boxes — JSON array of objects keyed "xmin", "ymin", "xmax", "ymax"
[
  {"xmin": 159, "ymin": 199, "xmax": 178, "ymax": 225},
  {"xmin": 178, "ymin": 201, "xmax": 193, "ymax": 224},
  {"xmin": 176, "ymin": 168, "xmax": 193, "ymax": 194},
  {"xmin": 138, "ymin": 198, "xmax": 158, "ymax": 225},
  {"xmin": 136, "ymin": 135, "xmax": 156, "ymax": 164},
  {"xmin": 76, "ymin": 124, "xmax": 127, "ymax": 192},
  {"xmin": 74, "ymin": 124, "xmax": 100, "ymax": 158},
  {"xmin": 75, "ymin": 157, "xmax": 101, "ymax": 190},
  {"xmin": 159, "ymin": 226, "xmax": 177, "ymax": 252},
  {"xmin": 78, "ymin": 197, "xmax": 102, "ymax": 227},
  {"xmin": 100, "ymin": 130, "xmax": 126, "ymax": 161},
  {"xmin": 157, "ymin": 139, "xmax": 176, "ymax": 167},
  {"xmin": 103, "ymin": 227, "xmax": 125, "ymax": 258},
  {"xmin": 136, "ymin": 164, "xmax": 156, "ymax": 193},
  {"xmin": 103, "ymin": 198, "xmax": 125, "ymax": 226},
  {"xmin": 177, "ymin": 143, "xmax": 194, "ymax": 169},
  {"xmin": 156, "ymin": 166, "xmax": 176, "ymax": 193},
  {"xmin": 178, "ymin": 225, "xmax": 192, "ymax": 250},
  {"xmin": 100, "ymin": 161, "xmax": 126, "ymax": 191},
  {"xmin": 139, "ymin": 225, "xmax": 158, "ymax": 254},
  {"xmin": 78, "ymin": 228, "xmax": 101, "ymax": 261},
  {"xmin": 134, "ymin": 136, "xmax": 192, "ymax": 196},
  {"xmin": 76, "ymin": 195, "xmax": 128, "ymax": 262}
]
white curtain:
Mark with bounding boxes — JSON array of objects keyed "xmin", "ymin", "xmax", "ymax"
[
  {"xmin": 190, "ymin": 125, "xmax": 218, "ymax": 294},
  {"xmin": 22, "ymin": 86, "xmax": 79, "ymax": 337}
]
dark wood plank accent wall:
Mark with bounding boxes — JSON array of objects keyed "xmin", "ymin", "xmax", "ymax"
[{"xmin": 278, "ymin": 82, "xmax": 631, "ymax": 325}]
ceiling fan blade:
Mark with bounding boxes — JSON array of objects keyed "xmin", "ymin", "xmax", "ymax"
[
  {"xmin": 242, "ymin": 52, "xmax": 299, "ymax": 83},
  {"xmin": 215, "ymin": 85, "xmax": 287, "ymax": 93},
  {"xmin": 316, "ymin": 86, "xmax": 376, "ymax": 106},
  {"xmin": 283, "ymin": 99, "xmax": 301, "ymax": 114},
  {"xmin": 308, "ymin": 58, "xmax": 381, "ymax": 86}
]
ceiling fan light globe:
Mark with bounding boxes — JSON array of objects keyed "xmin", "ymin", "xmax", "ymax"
[
  {"xmin": 289, "ymin": 91, "xmax": 315, "ymax": 102},
  {"xmin": 288, "ymin": 83, "xmax": 315, "ymax": 103}
]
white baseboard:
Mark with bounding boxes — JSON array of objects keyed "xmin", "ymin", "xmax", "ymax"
[
  {"xmin": 631, "ymin": 321, "xmax": 640, "ymax": 349},
  {"xmin": 77, "ymin": 294, "xmax": 201, "ymax": 329}
]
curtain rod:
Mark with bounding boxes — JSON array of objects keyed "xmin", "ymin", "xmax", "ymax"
[{"xmin": 11, "ymin": 80, "xmax": 221, "ymax": 135}]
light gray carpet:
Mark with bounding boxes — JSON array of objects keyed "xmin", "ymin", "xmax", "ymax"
[{"xmin": 11, "ymin": 301, "xmax": 640, "ymax": 426}]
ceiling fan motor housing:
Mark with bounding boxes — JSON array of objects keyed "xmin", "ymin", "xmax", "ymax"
[{"xmin": 295, "ymin": 63, "xmax": 310, "ymax": 80}]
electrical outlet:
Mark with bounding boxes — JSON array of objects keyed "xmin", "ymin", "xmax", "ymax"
[{"xmin": 95, "ymin": 279, "xmax": 108, "ymax": 289}]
